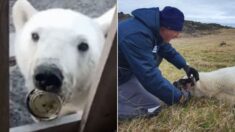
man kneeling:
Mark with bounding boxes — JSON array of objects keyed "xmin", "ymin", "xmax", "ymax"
[{"xmin": 118, "ymin": 6, "xmax": 199, "ymax": 120}]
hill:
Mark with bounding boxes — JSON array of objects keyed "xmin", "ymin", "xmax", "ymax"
[{"xmin": 118, "ymin": 12, "xmax": 233, "ymax": 37}]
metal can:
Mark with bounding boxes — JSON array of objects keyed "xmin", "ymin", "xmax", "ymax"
[{"xmin": 26, "ymin": 89, "xmax": 63, "ymax": 120}]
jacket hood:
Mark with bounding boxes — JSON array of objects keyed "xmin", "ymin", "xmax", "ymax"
[{"xmin": 132, "ymin": 8, "xmax": 160, "ymax": 35}]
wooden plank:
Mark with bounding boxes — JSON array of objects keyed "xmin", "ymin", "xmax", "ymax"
[
  {"xmin": 10, "ymin": 113, "xmax": 82, "ymax": 132},
  {"xmin": 79, "ymin": 8, "xmax": 117, "ymax": 132},
  {"xmin": 0, "ymin": 0, "xmax": 9, "ymax": 132}
]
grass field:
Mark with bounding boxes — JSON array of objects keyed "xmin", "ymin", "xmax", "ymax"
[{"xmin": 118, "ymin": 29, "xmax": 235, "ymax": 132}]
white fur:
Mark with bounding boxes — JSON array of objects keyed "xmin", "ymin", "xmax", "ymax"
[
  {"xmin": 190, "ymin": 66, "xmax": 235, "ymax": 105},
  {"xmin": 13, "ymin": 0, "xmax": 115, "ymax": 116}
]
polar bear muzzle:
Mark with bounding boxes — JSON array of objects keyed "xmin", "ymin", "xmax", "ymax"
[{"xmin": 33, "ymin": 64, "xmax": 64, "ymax": 93}]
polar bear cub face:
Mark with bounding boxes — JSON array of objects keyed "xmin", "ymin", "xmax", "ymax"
[
  {"xmin": 173, "ymin": 77, "xmax": 201, "ymax": 96},
  {"xmin": 13, "ymin": 0, "xmax": 115, "ymax": 104}
]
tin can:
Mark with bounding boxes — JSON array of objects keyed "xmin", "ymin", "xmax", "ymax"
[{"xmin": 26, "ymin": 89, "xmax": 63, "ymax": 120}]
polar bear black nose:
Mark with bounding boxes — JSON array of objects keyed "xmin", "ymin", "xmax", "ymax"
[{"xmin": 34, "ymin": 65, "xmax": 63, "ymax": 92}]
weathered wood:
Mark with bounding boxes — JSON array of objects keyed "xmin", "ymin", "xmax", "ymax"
[
  {"xmin": 0, "ymin": 0, "xmax": 9, "ymax": 132},
  {"xmin": 10, "ymin": 113, "xmax": 82, "ymax": 132},
  {"xmin": 79, "ymin": 8, "xmax": 117, "ymax": 132}
]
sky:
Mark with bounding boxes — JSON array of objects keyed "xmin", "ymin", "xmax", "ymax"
[{"xmin": 118, "ymin": 0, "xmax": 235, "ymax": 27}]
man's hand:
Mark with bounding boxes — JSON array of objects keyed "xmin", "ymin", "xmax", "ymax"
[{"xmin": 183, "ymin": 65, "xmax": 199, "ymax": 81}]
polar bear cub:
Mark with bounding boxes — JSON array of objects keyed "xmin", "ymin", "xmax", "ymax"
[{"xmin": 13, "ymin": 0, "xmax": 115, "ymax": 116}]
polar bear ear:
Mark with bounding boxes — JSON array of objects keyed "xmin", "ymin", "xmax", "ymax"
[
  {"xmin": 13, "ymin": 0, "xmax": 38, "ymax": 32},
  {"xmin": 94, "ymin": 6, "xmax": 116, "ymax": 35}
]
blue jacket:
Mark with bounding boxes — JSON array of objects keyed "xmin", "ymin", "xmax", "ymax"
[{"xmin": 118, "ymin": 8, "xmax": 187, "ymax": 105}]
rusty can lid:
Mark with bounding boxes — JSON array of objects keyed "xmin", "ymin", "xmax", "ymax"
[{"xmin": 26, "ymin": 89, "xmax": 62, "ymax": 120}]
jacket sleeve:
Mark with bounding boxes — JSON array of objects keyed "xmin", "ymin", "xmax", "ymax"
[
  {"xmin": 120, "ymin": 33, "xmax": 182, "ymax": 105},
  {"xmin": 158, "ymin": 43, "xmax": 187, "ymax": 69}
]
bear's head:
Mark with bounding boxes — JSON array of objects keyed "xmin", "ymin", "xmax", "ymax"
[
  {"xmin": 173, "ymin": 76, "xmax": 204, "ymax": 97},
  {"xmin": 13, "ymin": 0, "xmax": 115, "ymax": 104}
]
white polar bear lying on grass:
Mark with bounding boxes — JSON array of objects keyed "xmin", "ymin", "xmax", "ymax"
[
  {"xmin": 175, "ymin": 66, "xmax": 235, "ymax": 105},
  {"xmin": 13, "ymin": 0, "xmax": 115, "ymax": 117}
]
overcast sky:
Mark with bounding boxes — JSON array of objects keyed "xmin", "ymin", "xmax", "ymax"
[{"xmin": 118, "ymin": 0, "xmax": 235, "ymax": 27}]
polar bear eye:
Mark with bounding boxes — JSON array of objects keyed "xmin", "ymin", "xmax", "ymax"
[
  {"xmin": 32, "ymin": 32, "xmax": 39, "ymax": 42},
  {"xmin": 78, "ymin": 42, "xmax": 89, "ymax": 52}
]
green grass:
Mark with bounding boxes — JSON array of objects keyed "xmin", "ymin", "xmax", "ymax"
[{"xmin": 118, "ymin": 29, "xmax": 235, "ymax": 132}]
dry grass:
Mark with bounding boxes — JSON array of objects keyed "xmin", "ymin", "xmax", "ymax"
[{"xmin": 118, "ymin": 29, "xmax": 235, "ymax": 132}]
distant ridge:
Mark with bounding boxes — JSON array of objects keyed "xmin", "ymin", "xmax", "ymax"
[{"xmin": 118, "ymin": 12, "xmax": 233, "ymax": 37}]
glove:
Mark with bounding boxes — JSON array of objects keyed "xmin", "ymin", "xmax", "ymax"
[{"xmin": 183, "ymin": 65, "xmax": 199, "ymax": 81}]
